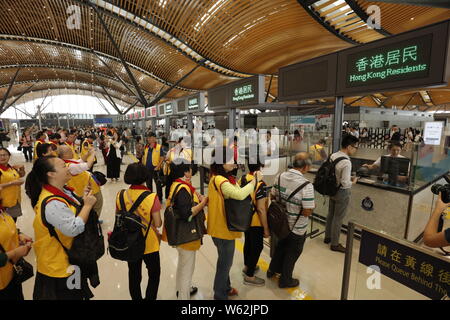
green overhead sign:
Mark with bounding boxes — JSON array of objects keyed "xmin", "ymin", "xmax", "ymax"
[{"xmin": 347, "ymin": 35, "xmax": 432, "ymax": 87}]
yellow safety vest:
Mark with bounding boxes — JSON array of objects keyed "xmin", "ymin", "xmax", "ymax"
[
  {"xmin": 64, "ymin": 161, "xmax": 100, "ymax": 197},
  {"xmin": 165, "ymin": 148, "xmax": 193, "ymax": 175},
  {"xmin": 239, "ymin": 174, "xmax": 266, "ymax": 227},
  {"xmin": 64, "ymin": 142, "xmax": 80, "ymax": 160},
  {"xmin": 0, "ymin": 165, "xmax": 21, "ymax": 208},
  {"xmin": 207, "ymin": 175, "xmax": 242, "ymax": 240},
  {"xmin": 115, "ymin": 187, "xmax": 159, "ymax": 254},
  {"xmin": 81, "ymin": 139, "xmax": 96, "ymax": 161},
  {"xmin": 33, "ymin": 140, "xmax": 45, "ymax": 160},
  {"xmin": 33, "ymin": 188, "xmax": 79, "ymax": 278},
  {"xmin": 163, "ymin": 182, "xmax": 202, "ymax": 251},
  {"xmin": 0, "ymin": 212, "xmax": 18, "ymax": 289},
  {"xmin": 142, "ymin": 144, "xmax": 162, "ymax": 167}
]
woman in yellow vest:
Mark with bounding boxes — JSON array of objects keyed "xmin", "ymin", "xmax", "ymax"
[
  {"xmin": 239, "ymin": 160, "xmax": 270, "ymax": 287},
  {"xmin": 165, "ymin": 161, "xmax": 207, "ymax": 300},
  {"xmin": 27, "ymin": 156, "xmax": 97, "ymax": 300},
  {"xmin": 309, "ymin": 139, "xmax": 327, "ymax": 164},
  {"xmin": 207, "ymin": 146, "xmax": 262, "ymax": 300},
  {"xmin": 0, "ymin": 207, "xmax": 32, "ymax": 300},
  {"xmin": 0, "ymin": 148, "xmax": 25, "ymax": 223},
  {"xmin": 33, "ymin": 131, "xmax": 46, "ymax": 160},
  {"xmin": 164, "ymin": 137, "xmax": 193, "ymax": 199},
  {"xmin": 118, "ymin": 163, "xmax": 162, "ymax": 300},
  {"xmin": 81, "ymin": 135, "xmax": 97, "ymax": 170}
]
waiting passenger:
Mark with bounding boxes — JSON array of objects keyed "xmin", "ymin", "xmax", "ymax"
[
  {"xmin": 324, "ymin": 135, "xmax": 359, "ymax": 253},
  {"xmin": 28, "ymin": 156, "xmax": 97, "ymax": 300},
  {"xmin": 208, "ymin": 146, "xmax": 261, "ymax": 300},
  {"xmin": 118, "ymin": 163, "xmax": 162, "ymax": 300},
  {"xmin": 165, "ymin": 161, "xmax": 208, "ymax": 300},
  {"xmin": 0, "ymin": 148, "xmax": 25, "ymax": 223},
  {"xmin": 33, "ymin": 131, "xmax": 46, "ymax": 160},
  {"xmin": 240, "ymin": 159, "xmax": 270, "ymax": 287},
  {"xmin": 0, "ymin": 207, "xmax": 33, "ymax": 300},
  {"xmin": 267, "ymin": 152, "xmax": 314, "ymax": 288}
]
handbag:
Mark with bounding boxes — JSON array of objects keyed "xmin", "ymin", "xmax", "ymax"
[
  {"xmin": 17, "ymin": 143, "xmax": 22, "ymax": 151},
  {"xmin": 213, "ymin": 176, "xmax": 253, "ymax": 232},
  {"xmin": 0, "ymin": 243, "xmax": 34, "ymax": 284},
  {"xmin": 164, "ymin": 184, "xmax": 205, "ymax": 246}
]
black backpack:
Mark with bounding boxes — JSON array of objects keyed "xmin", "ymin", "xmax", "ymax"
[
  {"xmin": 267, "ymin": 173, "xmax": 310, "ymax": 240},
  {"xmin": 108, "ymin": 190, "xmax": 152, "ymax": 262},
  {"xmin": 313, "ymin": 156, "xmax": 347, "ymax": 196},
  {"xmin": 41, "ymin": 193, "xmax": 105, "ymax": 266}
]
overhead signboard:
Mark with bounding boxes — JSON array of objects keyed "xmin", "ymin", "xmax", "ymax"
[
  {"xmin": 95, "ymin": 118, "xmax": 113, "ymax": 124},
  {"xmin": 278, "ymin": 53, "xmax": 338, "ymax": 101},
  {"xmin": 208, "ymin": 75, "xmax": 265, "ymax": 109},
  {"xmin": 141, "ymin": 110, "xmax": 145, "ymax": 118},
  {"xmin": 336, "ymin": 20, "xmax": 450, "ymax": 96},
  {"xmin": 165, "ymin": 102, "xmax": 174, "ymax": 115},
  {"xmin": 177, "ymin": 99, "xmax": 186, "ymax": 113},
  {"xmin": 158, "ymin": 104, "xmax": 165, "ymax": 117},
  {"xmin": 150, "ymin": 106, "xmax": 157, "ymax": 118},
  {"xmin": 134, "ymin": 111, "xmax": 139, "ymax": 119},
  {"xmin": 424, "ymin": 121, "xmax": 444, "ymax": 145}
]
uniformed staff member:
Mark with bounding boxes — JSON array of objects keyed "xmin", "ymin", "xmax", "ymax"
[
  {"xmin": 27, "ymin": 156, "xmax": 97, "ymax": 300},
  {"xmin": 118, "ymin": 163, "xmax": 162, "ymax": 300},
  {"xmin": 0, "ymin": 208, "xmax": 33, "ymax": 300},
  {"xmin": 141, "ymin": 132, "xmax": 166, "ymax": 201},
  {"xmin": 363, "ymin": 141, "xmax": 405, "ymax": 171},
  {"xmin": 0, "ymin": 148, "xmax": 25, "ymax": 223}
]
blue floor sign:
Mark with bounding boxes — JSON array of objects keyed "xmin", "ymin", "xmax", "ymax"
[{"xmin": 359, "ymin": 229, "xmax": 449, "ymax": 299}]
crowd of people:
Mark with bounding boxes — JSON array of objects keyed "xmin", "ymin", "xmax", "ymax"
[{"xmin": 0, "ymin": 124, "xmax": 448, "ymax": 301}]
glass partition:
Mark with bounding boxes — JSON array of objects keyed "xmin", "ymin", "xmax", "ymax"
[{"xmin": 412, "ymin": 141, "xmax": 450, "ymax": 189}]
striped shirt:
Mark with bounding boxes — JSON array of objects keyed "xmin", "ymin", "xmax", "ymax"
[{"xmin": 271, "ymin": 169, "xmax": 315, "ymax": 236}]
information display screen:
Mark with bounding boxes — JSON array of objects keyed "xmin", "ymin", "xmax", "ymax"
[
  {"xmin": 165, "ymin": 103, "xmax": 173, "ymax": 115},
  {"xmin": 158, "ymin": 104, "xmax": 165, "ymax": 116},
  {"xmin": 208, "ymin": 86, "xmax": 228, "ymax": 110},
  {"xmin": 188, "ymin": 96, "xmax": 199, "ymax": 110},
  {"xmin": 278, "ymin": 54, "xmax": 338, "ymax": 101}
]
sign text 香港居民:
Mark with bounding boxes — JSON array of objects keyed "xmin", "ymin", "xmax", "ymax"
[{"xmin": 232, "ymin": 84, "xmax": 254, "ymax": 102}]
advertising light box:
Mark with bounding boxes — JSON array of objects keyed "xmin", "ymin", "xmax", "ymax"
[
  {"xmin": 278, "ymin": 53, "xmax": 338, "ymax": 101},
  {"xmin": 336, "ymin": 20, "xmax": 450, "ymax": 96}
]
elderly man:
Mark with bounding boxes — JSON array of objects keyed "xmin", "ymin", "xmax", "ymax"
[
  {"xmin": 58, "ymin": 145, "xmax": 104, "ymax": 218},
  {"xmin": 267, "ymin": 152, "xmax": 315, "ymax": 289}
]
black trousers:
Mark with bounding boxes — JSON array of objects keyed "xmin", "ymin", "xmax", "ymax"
[
  {"xmin": 243, "ymin": 227, "xmax": 264, "ymax": 277},
  {"xmin": 127, "ymin": 251, "xmax": 160, "ymax": 300},
  {"xmin": 268, "ymin": 232, "xmax": 306, "ymax": 285},
  {"xmin": 146, "ymin": 169, "xmax": 163, "ymax": 202},
  {"xmin": 22, "ymin": 147, "xmax": 32, "ymax": 162},
  {"xmin": 0, "ymin": 278, "xmax": 24, "ymax": 301}
]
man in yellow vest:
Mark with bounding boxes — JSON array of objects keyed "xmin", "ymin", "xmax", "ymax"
[
  {"xmin": 141, "ymin": 132, "xmax": 166, "ymax": 201},
  {"xmin": 309, "ymin": 139, "xmax": 327, "ymax": 164},
  {"xmin": 58, "ymin": 145, "xmax": 104, "ymax": 218}
]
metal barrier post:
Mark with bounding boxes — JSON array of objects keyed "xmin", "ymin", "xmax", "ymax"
[{"xmin": 340, "ymin": 221, "xmax": 355, "ymax": 300}]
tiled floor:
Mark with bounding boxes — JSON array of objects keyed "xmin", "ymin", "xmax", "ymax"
[{"xmin": 6, "ymin": 144, "xmax": 430, "ymax": 300}]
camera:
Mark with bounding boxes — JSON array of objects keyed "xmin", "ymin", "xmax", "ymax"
[{"xmin": 431, "ymin": 175, "xmax": 450, "ymax": 204}]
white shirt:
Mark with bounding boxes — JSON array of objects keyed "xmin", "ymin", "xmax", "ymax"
[
  {"xmin": 107, "ymin": 140, "xmax": 123, "ymax": 159},
  {"xmin": 330, "ymin": 151, "xmax": 352, "ymax": 189},
  {"xmin": 66, "ymin": 159, "xmax": 89, "ymax": 176},
  {"xmin": 373, "ymin": 154, "xmax": 406, "ymax": 167}
]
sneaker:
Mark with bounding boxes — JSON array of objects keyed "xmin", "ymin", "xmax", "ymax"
[
  {"xmin": 243, "ymin": 275, "xmax": 265, "ymax": 287},
  {"xmin": 331, "ymin": 244, "xmax": 346, "ymax": 253},
  {"xmin": 266, "ymin": 269, "xmax": 280, "ymax": 279},
  {"xmin": 242, "ymin": 265, "xmax": 260, "ymax": 276},
  {"xmin": 279, "ymin": 278, "xmax": 299, "ymax": 289},
  {"xmin": 324, "ymin": 237, "xmax": 331, "ymax": 244}
]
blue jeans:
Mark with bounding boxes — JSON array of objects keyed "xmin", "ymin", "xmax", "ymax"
[{"xmin": 212, "ymin": 237, "xmax": 235, "ymax": 300}]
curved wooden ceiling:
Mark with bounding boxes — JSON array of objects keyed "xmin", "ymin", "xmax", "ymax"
[{"xmin": 0, "ymin": 0, "xmax": 449, "ymax": 112}]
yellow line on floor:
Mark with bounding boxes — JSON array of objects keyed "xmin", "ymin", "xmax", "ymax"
[{"xmin": 235, "ymin": 239, "xmax": 313, "ymax": 300}]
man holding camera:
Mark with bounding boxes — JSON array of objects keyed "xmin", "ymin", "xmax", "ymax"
[{"xmin": 424, "ymin": 192, "xmax": 450, "ymax": 248}]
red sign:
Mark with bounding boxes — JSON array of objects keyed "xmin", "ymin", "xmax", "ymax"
[
  {"xmin": 151, "ymin": 107, "xmax": 157, "ymax": 117},
  {"xmin": 141, "ymin": 110, "xmax": 145, "ymax": 118}
]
